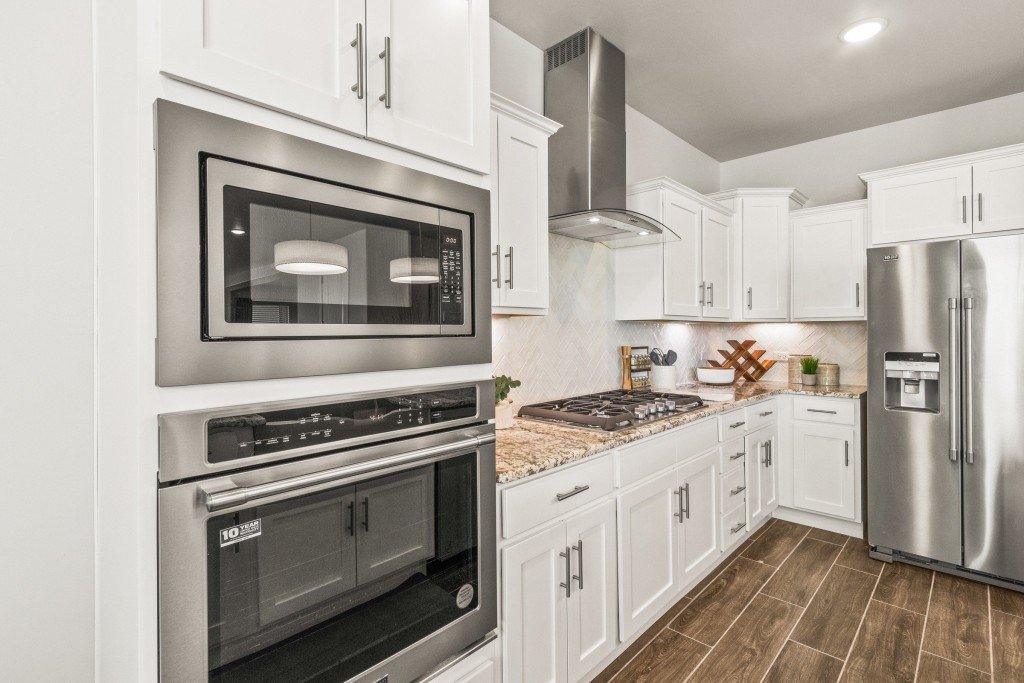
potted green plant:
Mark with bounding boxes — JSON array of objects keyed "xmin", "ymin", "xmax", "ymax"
[
  {"xmin": 800, "ymin": 356, "xmax": 820, "ymax": 386},
  {"xmin": 494, "ymin": 375, "xmax": 522, "ymax": 429}
]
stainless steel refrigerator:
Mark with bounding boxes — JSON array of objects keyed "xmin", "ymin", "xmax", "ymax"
[{"xmin": 868, "ymin": 234, "xmax": 1024, "ymax": 584}]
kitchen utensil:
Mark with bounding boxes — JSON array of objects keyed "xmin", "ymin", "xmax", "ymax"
[
  {"xmin": 650, "ymin": 348, "xmax": 665, "ymax": 366},
  {"xmin": 696, "ymin": 367, "xmax": 736, "ymax": 384},
  {"xmin": 665, "ymin": 350, "xmax": 678, "ymax": 365}
]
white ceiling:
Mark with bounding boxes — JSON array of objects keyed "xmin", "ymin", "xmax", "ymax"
[{"xmin": 490, "ymin": 0, "xmax": 1024, "ymax": 161}]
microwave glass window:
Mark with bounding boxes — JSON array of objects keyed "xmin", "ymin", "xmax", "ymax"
[
  {"xmin": 205, "ymin": 453, "xmax": 480, "ymax": 682},
  {"xmin": 221, "ymin": 185, "xmax": 443, "ymax": 327}
]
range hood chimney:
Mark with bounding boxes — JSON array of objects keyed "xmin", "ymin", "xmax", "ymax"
[{"xmin": 545, "ymin": 28, "xmax": 675, "ymax": 248}]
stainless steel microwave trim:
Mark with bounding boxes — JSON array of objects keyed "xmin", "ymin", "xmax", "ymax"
[
  {"xmin": 155, "ymin": 99, "xmax": 491, "ymax": 386},
  {"xmin": 158, "ymin": 423, "xmax": 497, "ymax": 683},
  {"xmin": 158, "ymin": 379, "xmax": 494, "ymax": 482}
]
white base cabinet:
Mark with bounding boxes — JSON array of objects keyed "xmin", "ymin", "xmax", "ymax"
[
  {"xmin": 502, "ymin": 501, "xmax": 617, "ymax": 683},
  {"xmin": 790, "ymin": 201, "xmax": 867, "ymax": 320}
]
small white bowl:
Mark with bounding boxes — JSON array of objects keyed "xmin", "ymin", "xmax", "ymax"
[{"xmin": 696, "ymin": 367, "xmax": 736, "ymax": 385}]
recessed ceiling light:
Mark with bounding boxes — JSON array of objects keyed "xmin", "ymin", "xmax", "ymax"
[
  {"xmin": 840, "ymin": 18, "xmax": 887, "ymax": 43},
  {"xmin": 588, "ymin": 216, "xmax": 601, "ymax": 223},
  {"xmin": 637, "ymin": 231, "xmax": 650, "ymax": 236}
]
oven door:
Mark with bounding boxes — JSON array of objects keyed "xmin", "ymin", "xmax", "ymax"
[
  {"xmin": 158, "ymin": 427, "xmax": 496, "ymax": 683},
  {"xmin": 205, "ymin": 157, "xmax": 471, "ymax": 340}
]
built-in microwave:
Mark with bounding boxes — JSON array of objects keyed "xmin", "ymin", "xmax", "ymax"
[{"xmin": 155, "ymin": 100, "xmax": 491, "ymax": 386}]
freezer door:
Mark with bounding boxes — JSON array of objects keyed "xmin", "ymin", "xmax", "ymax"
[
  {"xmin": 867, "ymin": 240, "xmax": 961, "ymax": 564},
  {"xmin": 962, "ymin": 235, "xmax": 1024, "ymax": 579}
]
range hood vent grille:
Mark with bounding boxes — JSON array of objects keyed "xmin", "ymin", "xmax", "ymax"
[{"xmin": 545, "ymin": 30, "xmax": 586, "ymax": 71}]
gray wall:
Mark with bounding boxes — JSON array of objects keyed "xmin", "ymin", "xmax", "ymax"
[
  {"xmin": 720, "ymin": 92, "xmax": 1024, "ymax": 206},
  {"xmin": 0, "ymin": 0, "xmax": 96, "ymax": 678}
]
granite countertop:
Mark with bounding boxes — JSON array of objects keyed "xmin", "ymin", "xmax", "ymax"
[{"xmin": 495, "ymin": 381, "xmax": 866, "ymax": 484}]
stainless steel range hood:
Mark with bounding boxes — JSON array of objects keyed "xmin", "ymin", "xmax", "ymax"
[{"xmin": 545, "ymin": 28, "xmax": 675, "ymax": 248}]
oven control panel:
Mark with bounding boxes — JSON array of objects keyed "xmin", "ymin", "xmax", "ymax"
[
  {"xmin": 206, "ymin": 386, "xmax": 477, "ymax": 465},
  {"xmin": 439, "ymin": 226, "xmax": 465, "ymax": 326}
]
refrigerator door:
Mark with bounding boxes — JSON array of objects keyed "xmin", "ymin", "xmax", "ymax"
[
  {"xmin": 962, "ymin": 235, "xmax": 1024, "ymax": 579},
  {"xmin": 867, "ymin": 240, "xmax": 961, "ymax": 564}
]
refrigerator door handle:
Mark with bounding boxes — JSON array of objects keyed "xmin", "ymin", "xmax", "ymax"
[
  {"xmin": 948, "ymin": 297, "xmax": 959, "ymax": 462},
  {"xmin": 964, "ymin": 297, "xmax": 975, "ymax": 464}
]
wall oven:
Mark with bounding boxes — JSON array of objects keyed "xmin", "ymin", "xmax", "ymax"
[
  {"xmin": 158, "ymin": 380, "xmax": 496, "ymax": 682},
  {"xmin": 155, "ymin": 100, "xmax": 491, "ymax": 386}
]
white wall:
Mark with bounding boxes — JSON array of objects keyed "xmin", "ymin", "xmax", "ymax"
[
  {"xmin": 720, "ymin": 92, "xmax": 1024, "ymax": 206},
  {"xmin": 490, "ymin": 19, "xmax": 543, "ymax": 113},
  {"xmin": 0, "ymin": 1, "xmax": 95, "ymax": 679}
]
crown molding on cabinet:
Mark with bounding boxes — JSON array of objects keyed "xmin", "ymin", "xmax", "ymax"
[
  {"xmin": 708, "ymin": 187, "xmax": 809, "ymax": 208},
  {"xmin": 490, "ymin": 93, "xmax": 563, "ymax": 136},
  {"xmin": 789, "ymin": 199, "xmax": 867, "ymax": 218},
  {"xmin": 626, "ymin": 176, "xmax": 734, "ymax": 215},
  {"xmin": 858, "ymin": 142, "xmax": 1024, "ymax": 183}
]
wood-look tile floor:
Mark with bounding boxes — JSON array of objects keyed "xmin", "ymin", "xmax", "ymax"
[{"xmin": 594, "ymin": 519, "xmax": 1024, "ymax": 682}]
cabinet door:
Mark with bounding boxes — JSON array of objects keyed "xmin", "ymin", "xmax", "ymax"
[
  {"xmin": 701, "ymin": 208, "xmax": 731, "ymax": 319},
  {"xmin": 366, "ymin": 0, "xmax": 490, "ymax": 172},
  {"xmin": 868, "ymin": 165, "xmax": 972, "ymax": 244},
  {"xmin": 676, "ymin": 450, "xmax": 721, "ymax": 583},
  {"xmin": 791, "ymin": 207, "xmax": 866, "ymax": 320},
  {"xmin": 792, "ymin": 422, "xmax": 856, "ymax": 520},
  {"xmin": 662, "ymin": 193, "xmax": 704, "ymax": 317},
  {"xmin": 745, "ymin": 431, "xmax": 765, "ymax": 527},
  {"xmin": 973, "ymin": 154, "xmax": 1024, "ymax": 234},
  {"xmin": 742, "ymin": 197, "xmax": 790, "ymax": 320},
  {"xmin": 565, "ymin": 501, "xmax": 617, "ymax": 682},
  {"xmin": 616, "ymin": 470, "xmax": 678, "ymax": 640},
  {"xmin": 355, "ymin": 466, "xmax": 434, "ymax": 583},
  {"xmin": 502, "ymin": 525, "xmax": 568, "ymax": 683},
  {"xmin": 161, "ymin": 0, "xmax": 367, "ymax": 136},
  {"xmin": 494, "ymin": 112, "xmax": 549, "ymax": 310},
  {"xmin": 762, "ymin": 426, "xmax": 779, "ymax": 514}
]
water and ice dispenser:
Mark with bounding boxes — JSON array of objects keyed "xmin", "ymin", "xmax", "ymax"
[{"xmin": 884, "ymin": 352, "xmax": 940, "ymax": 413}]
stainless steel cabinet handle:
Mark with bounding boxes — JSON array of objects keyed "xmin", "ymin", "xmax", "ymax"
[
  {"xmin": 559, "ymin": 546, "xmax": 571, "ymax": 598},
  {"xmin": 844, "ymin": 441, "xmax": 850, "ymax": 467},
  {"xmin": 730, "ymin": 522, "xmax": 746, "ymax": 534},
  {"xmin": 362, "ymin": 498, "xmax": 369, "ymax": 531},
  {"xmin": 491, "ymin": 243, "xmax": 501, "ymax": 286},
  {"xmin": 572, "ymin": 541, "xmax": 583, "ymax": 590},
  {"xmin": 855, "ymin": 283, "xmax": 861, "ymax": 308},
  {"xmin": 964, "ymin": 297, "xmax": 975, "ymax": 464},
  {"xmin": 707, "ymin": 282, "xmax": 714, "ymax": 308},
  {"xmin": 347, "ymin": 501, "xmax": 355, "ymax": 536},
  {"xmin": 683, "ymin": 483, "xmax": 690, "ymax": 520},
  {"xmin": 949, "ymin": 297, "xmax": 960, "ymax": 462},
  {"xmin": 807, "ymin": 409, "xmax": 837, "ymax": 415},
  {"xmin": 378, "ymin": 36, "xmax": 391, "ymax": 108},
  {"xmin": 674, "ymin": 485, "xmax": 684, "ymax": 522},
  {"xmin": 759, "ymin": 411, "xmax": 773, "ymax": 417},
  {"xmin": 978, "ymin": 193, "xmax": 983, "ymax": 222},
  {"xmin": 729, "ymin": 420, "xmax": 746, "ymax": 429},
  {"xmin": 730, "ymin": 451, "xmax": 745, "ymax": 461},
  {"xmin": 761, "ymin": 442, "xmax": 768, "ymax": 466},
  {"xmin": 555, "ymin": 484, "xmax": 589, "ymax": 501},
  {"xmin": 730, "ymin": 485, "xmax": 746, "ymax": 496},
  {"xmin": 350, "ymin": 23, "xmax": 364, "ymax": 99},
  {"xmin": 698, "ymin": 282, "xmax": 706, "ymax": 306},
  {"xmin": 767, "ymin": 441, "xmax": 772, "ymax": 467},
  {"xmin": 962, "ymin": 195, "xmax": 967, "ymax": 224},
  {"xmin": 747, "ymin": 287, "xmax": 753, "ymax": 310},
  {"xmin": 504, "ymin": 246, "xmax": 514, "ymax": 289}
]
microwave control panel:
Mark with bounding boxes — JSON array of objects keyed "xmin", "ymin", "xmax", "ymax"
[{"xmin": 439, "ymin": 226, "xmax": 465, "ymax": 326}]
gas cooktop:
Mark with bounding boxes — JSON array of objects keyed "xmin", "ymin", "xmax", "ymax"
[{"xmin": 517, "ymin": 390, "xmax": 705, "ymax": 432}]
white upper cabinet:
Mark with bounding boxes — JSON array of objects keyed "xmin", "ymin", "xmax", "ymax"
[
  {"xmin": 791, "ymin": 201, "xmax": 867, "ymax": 321},
  {"xmin": 709, "ymin": 188, "xmax": 806, "ymax": 321},
  {"xmin": 161, "ymin": 0, "xmax": 491, "ymax": 172},
  {"xmin": 490, "ymin": 96, "xmax": 561, "ymax": 314},
  {"xmin": 861, "ymin": 144, "xmax": 1024, "ymax": 245},
  {"xmin": 615, "ymin": 178, "xmax": 733, "ymax": 321},
  {"xmin": 365, "ymin": 0, "xmax": 490, "ymax": 171}
]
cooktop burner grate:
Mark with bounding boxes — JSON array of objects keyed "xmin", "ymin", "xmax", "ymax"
[{"xmin": 518, "ymin": 390, "xmax": 705, "ymax": 431}]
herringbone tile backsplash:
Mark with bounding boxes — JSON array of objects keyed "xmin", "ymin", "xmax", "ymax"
[{"xmin": 492, "ymin": 235, "xmax": 867, "ymax": 405}]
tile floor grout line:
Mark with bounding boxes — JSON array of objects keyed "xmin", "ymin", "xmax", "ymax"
[
  {"xmin": 785, "ymin": 637, "xmax": 845, "ymax": 662},
  {"xmin": 682, "ymin": 524, "xmax": 812, "ymax": 683},
  {"xmin": 603, "ymin": 603, "xmax": 689, "ymax": 683},
  {"xmin": 759, "ymin": 592, "xmax": 807, "ymax": 610},
  {"xmin": 833, "ymin": 561, "xmax": 882, "ymax": 578},
  {"xmin": 834, "ymin": 538, "xmax": 885, "ymax": 681},
  {"xmin": 686, "ymin": 518, "xmax": 778, "ymax": 604},
  {"xmin": 988, "ymin": 585, "xmax": 995, "ymax": 677},
  {"xmin": 758, "ymin": 530, "xmax": 847, "ymax": 683},
  {"xmin": 912, "ymin": 571, "xmax": 935, "ymax": 682},
  {"xmin": 919, "ymin": 648, "xmax": 994, "ymax": 676}
]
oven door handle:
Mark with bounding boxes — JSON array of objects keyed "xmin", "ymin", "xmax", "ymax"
[{"xmin": 202, "ymin": 433, "xmax": 495, "ymax": 512}]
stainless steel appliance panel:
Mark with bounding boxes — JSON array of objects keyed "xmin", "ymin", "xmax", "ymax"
[
  {"xmin": 961, "ymin": 235, "xmax": 1024, "ymax": 578},
  {"xmin": 867, "ymin": 240, "xmax": 962, "ymax": 564}
]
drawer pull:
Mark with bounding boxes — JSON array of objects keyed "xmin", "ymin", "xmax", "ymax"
[
  {"xmin": 759, "ymin": 411, "xmax": 774, "ymax": 417},
  {"xmin": 730, "ymin": 452, "xmax": 745, "ymax": 461},
  {"xmin": 730, "ymin": 485, "xmax": 746, "ymax": 496},
  {"xmin": 730, "ymin": 522, "xmax": 746, "ymax": 534},
  {"xmin": 729, "ymin": 420, "xmax": 746, "ymax": 429},
  {"xmin": 807, "ymin": 409, "xmax": 837, "ymax": 415},
  {"xmin": 555, "ymin": 484, "xmax": 590, "ymax": 502}
]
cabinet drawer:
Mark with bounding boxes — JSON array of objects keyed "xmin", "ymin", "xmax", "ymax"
[
  {"xmin": 677, "ymin": 418, "xmax": 720, "ymax": 464},
  {"xmin": 617, "ymin": 432, "xmax": 676, "ymax": 488},
  {"xmin": 718, "ymin": 408, "xmax": 749, "ymax": 441},
  {"xmin": 719, "ymin": 436, "xmax": 746, "ymax": 473},
  {"xmin": 721, "ymin": 503, "xmax": 747, "ymax": 550},
  {"xmin": 719, "ymin": 465, "xmax": 747, "ymax": 512},
  {"xmin": 793, "ymin": 397, "xmax": 855, "ymax": 425},
  {"xmin": 502, "ymin": 454, "xmax": 614, "ymax": 539},
  {"xmin": 747, "ymin": 400, "xmax": 778, "ymax": 432}
]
